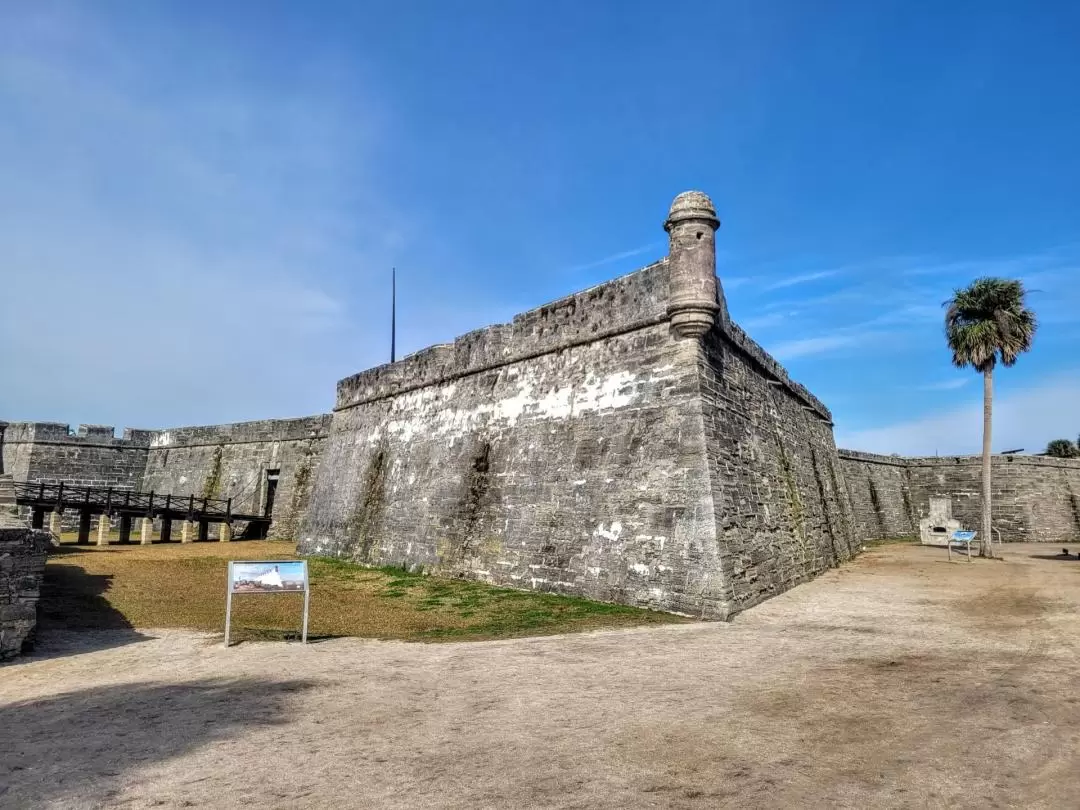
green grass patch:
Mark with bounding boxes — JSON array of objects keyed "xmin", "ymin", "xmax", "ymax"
[{"xmin": 42, "ymin": 539, "xmax": 687, "ymax": 644}]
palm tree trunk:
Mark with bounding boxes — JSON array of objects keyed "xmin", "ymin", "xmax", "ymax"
[{"xmin": 980, "ymin": 367, "xmax": 994, "ymax": 558}]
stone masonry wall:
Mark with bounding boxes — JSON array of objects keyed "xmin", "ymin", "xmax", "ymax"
[
  {"xmin": 0, "ymin": 527, "xmax": 51, "ymax": 660},
  {"xmin": 838, "ymin": 450, "xmax": 1080, "ymax": 543},
  {"xmin": 698, "ymin": 327, "xmax": 859, "ymax": 616},
  {"xmin": 905, "ymin": 455, "xmax": 1080, "ymax": 544},
  {"xmin": 837, "ymin": 450, "xmax": 917, "ymax": 540},
  {"xmin": 299, "ymin": 253, "xmax": 856, "ymax": 619},
  {"xmin": 142, "ymin": 415, "xmax": 332, "ymax": 539},
  {"xmin": 2, "ymin": 416, "xmax": 332, "ymax": 538},
  {"xmin": 2, "ymin": 423, "xmax": 153, "ymax": 530},
  {"xmin": 3, "ymin": 422, "xmax": 152, "ymax": 489},
  {"xmin": 301, "ymin": 261, "xmax": 729, "ymax": 616}
]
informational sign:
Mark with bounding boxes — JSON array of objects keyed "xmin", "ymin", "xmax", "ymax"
[
  {"xmin": 225, "ymin": 560, "xmax": 309, "ymax": 647},
  {"xmin": 948, "ymin": 530, "xmax": 978, "ymax": 562}
]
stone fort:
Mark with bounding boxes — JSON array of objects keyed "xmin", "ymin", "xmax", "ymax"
[{"xmin": 4, "ymin": 191, "xmax": 1079, "ymax": 621}]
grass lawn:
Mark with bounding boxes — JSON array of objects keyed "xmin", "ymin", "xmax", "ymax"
[{"xmin": 43, "ymin": 539, "xmax": 687, "ymax": 644}]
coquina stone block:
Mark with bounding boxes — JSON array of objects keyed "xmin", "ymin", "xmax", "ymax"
[{"xmin": 0, "ymin": 527, "xmax": 52, "ymax": 660}]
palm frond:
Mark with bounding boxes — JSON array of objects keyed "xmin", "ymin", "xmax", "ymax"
[{"xmin": 943, "ymin": 276, "xmax": 1037, "ymax": 372}]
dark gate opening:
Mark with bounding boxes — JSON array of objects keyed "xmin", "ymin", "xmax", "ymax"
[{"xmin": 264, "ymin": 469, "xmax": 280, "ymax": 518}]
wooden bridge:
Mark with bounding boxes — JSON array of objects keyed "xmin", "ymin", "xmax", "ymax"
[{"xmin": 12, "ymin": 481, "xmax": 271, "ymax": 544}]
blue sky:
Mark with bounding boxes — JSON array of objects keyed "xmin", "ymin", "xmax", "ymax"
[{"xmin": 1, "ymin": 1, "xmax": 1077, "ymax": 455}]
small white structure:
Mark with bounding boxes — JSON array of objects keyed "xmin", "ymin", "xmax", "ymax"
[
  {"xmin": 919, "ymin": 497, "xmax": 962, "ymax": 546},
  {"xmin": 255, "ymin": 566, "xmax": 284, "ymax": 589}
]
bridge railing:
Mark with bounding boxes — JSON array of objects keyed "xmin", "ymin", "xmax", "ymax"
[{"xmin": 13, "ymin": 481, "xmax": 235, "ymax": 519}]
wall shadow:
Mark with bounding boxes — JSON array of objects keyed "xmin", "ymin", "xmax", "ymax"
[
  {"xmin": 0, "ymin": 677, "xmax": 316, "ymax": 807},
  {"xmin": 25, "ymin": 554, "xmax": 150, "ymax": 660},
  {"xmin": 1028, "ymin": 553, "xmax": 1080, "ymax": 561}
]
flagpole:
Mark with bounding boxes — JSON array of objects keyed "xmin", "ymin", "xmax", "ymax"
[{"xmin": 391, "ymin": 267, "xmax": 396, "ymax": 363}]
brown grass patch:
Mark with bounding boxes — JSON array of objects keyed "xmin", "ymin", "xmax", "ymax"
[{"xmin": 42, "ymin": 540, "xmax": 686, "ymax": 644}]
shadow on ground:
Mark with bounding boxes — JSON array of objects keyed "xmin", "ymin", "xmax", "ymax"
[
  {"xmin": 0, "ymin": 677, "xmax": 316, "ymax": 808},
  {"xmin": 1027, "ymin": 553, "xmax": 1080, "ymax": 561},
  {"xmin": 27, "ymin": 552, "xmax": 149, "ymax": 660}
]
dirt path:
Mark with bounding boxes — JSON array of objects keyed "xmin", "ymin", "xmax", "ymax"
[{"xmin": 3, "ymin": 543, "xmax": 1080, "ymax": 809}]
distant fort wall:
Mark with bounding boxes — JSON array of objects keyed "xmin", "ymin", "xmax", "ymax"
[
  {"xmin": 0, "ymin": 416, "xmax": 331, "ymax": 537},
  {"xmin": 142, "ymin": 415, "xmax": 331, "ymax": 539},
  {"xmin": 838, "ymin": 450, "xmax": 1080, "ymax": 544}
]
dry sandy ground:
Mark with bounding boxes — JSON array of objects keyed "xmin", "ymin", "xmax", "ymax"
[{"xmin": 3, "ymin": 542, "xmax": 1080, "ymax": 809}]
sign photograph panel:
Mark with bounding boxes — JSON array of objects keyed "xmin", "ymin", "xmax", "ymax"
[
  {"xmin": 230, "ymin": 560, "xmax": 307, "ymax": 593},
  {"xmin": 225, "ymin": 559, "xmax": 310, "ymax": 646}
]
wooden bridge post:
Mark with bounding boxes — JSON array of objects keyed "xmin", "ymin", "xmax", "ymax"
[
  {"xmin": 118, "ymin": 514, "xmax": 132, "ymax": 544},
  {"xmin": 77, "ymin": 509, "xmax": 92, "ymax": 545},
  {"xmin": 96, "ymin": 513, "xmax": 111, "ymax": 546},
  {"xmin": 180, "ymin": 494, "xmax": 195, "ymax": 543},
  {"xmin": 159, "ymin": 494, "xmax": 172, "ymax": 543},
  {"xmin": 197, "ymin": 518, "xmax": 209, "ymax": 542}
]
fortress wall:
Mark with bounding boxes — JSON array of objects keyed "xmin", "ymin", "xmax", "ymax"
[
  {"xmin": 1, "ymin": 416, "xmax": 331, "ymax": 538},
  {"xmin": 904, "ymin": 455, "xmax": 1080, "ymax": 544},
  {"xmin": 0, "ymin": 527, "xmax": 52, "ymax": 660},
  {"xmin": 699, "ymin": 328, "xmax": 859, "ymax": 616},
  {"xmin": 301, "ymin": 262, "xmax": 733, "ymax": 617},
  {"xmin": 1, "ymin": 422, "xmax": 151, "ymax": 489},
  {"xmin": 299, "ymin": 191, "xmax": 863, "ymax": 619},
  {"xmin": 837, "ymin": 451, "xmax": 1080, "ymax": 543},
  {"xmin": 2, "ymin": 422, "xmax": 36, "ymax": 481},
  {"xmin": 0, "ymin": 422, "xmax": 152, "ymax": 530},
  {"xmin": 837, "ymin": 450, "xmax": 917, "ymax": 541},
  {"xmin": 142, "ymin": 415, "xmax": 332, "ymax": 538}
]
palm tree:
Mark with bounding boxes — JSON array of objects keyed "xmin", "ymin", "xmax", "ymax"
[{"xmin": 944, "ymin": 278, "xmax": 1036, "ymax": 557}]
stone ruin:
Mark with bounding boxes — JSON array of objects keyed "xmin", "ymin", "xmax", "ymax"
[{"xmin": 0, "ymin": 465, "xmax": 52, "ymax": 660}]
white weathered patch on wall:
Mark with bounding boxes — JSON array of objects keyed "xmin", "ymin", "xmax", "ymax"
[
  {"xmin": 371, "ymin": 366, "xmax": 674, "ymax": 444},
  {"xmin": 150, "ymin": 431, "xmax": 172, "ymax": 448},
  {"xmin": 594, "ymin": 521, "xmax": 623, "ymax": 542}
]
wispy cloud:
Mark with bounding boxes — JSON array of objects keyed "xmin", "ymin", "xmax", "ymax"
[
  {"xmin": 836, "ymin": 374, "xmax": 1080, "ymax": 455},
  {"xmin": 738, "ymin": 312, "xmax": 794, "ymax": 330},
  {"xmin": 0, "ymin": 5, "xmax": 402, "ymax": 427},
  {"xmin": 900, "ymin": 252, "xmax": 1066, "ymax": 279},
  {"xmin": 763, "ymin": 269, "xmax": 843, "ymax": 291},
  {"xmin": 915, "ymin": 378, "xmax": 970, "ymax": 391},
  {"xmin": 563, "ymin": 241, "xmax": 663, "ymax": 274},
  {"xmin": 769, "ymin": 334, "xmax": 864, "ymax": 360}
]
